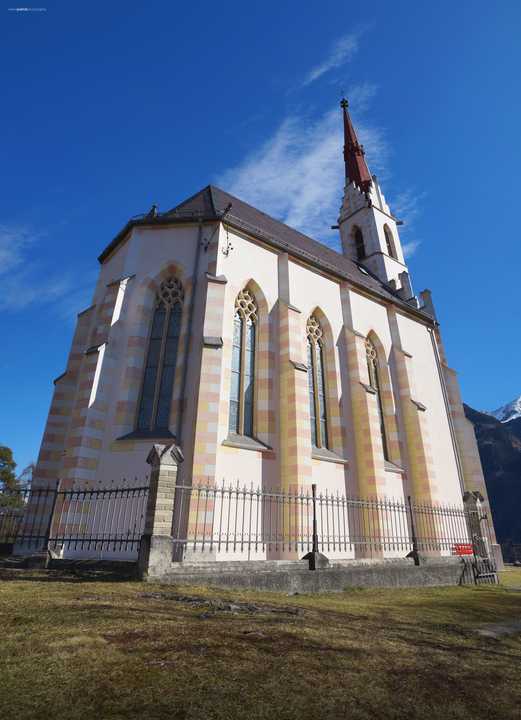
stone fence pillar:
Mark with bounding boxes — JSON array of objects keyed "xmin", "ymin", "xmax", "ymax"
[{"xmin": 138, "ymin": 443, "xmax": 184, "ymax": 579}]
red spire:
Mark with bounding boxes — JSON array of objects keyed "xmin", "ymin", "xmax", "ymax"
[{"xmin": 341, "ymin": 98, "xmax": 372, "ymax": 194}]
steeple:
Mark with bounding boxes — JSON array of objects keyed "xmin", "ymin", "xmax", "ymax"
[
  {"xmin": 338, "ymin": 99, "xmax": 415, "ymax": 301},
  {"xmin": 341, "ymin": 98, "xmax": 372, "ymax": 194}
]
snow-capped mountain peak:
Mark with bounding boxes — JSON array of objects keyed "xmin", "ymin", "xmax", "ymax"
[{"xmin": 489, "ymin": 396, "xmax": 521, "ymax": 423}]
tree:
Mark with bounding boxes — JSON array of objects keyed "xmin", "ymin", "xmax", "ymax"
[{"xmin": 0, "ymin": 446, "xmax": 21, "ymax": 494}]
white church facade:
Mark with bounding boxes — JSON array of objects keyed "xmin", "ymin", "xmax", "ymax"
[{"xmin": 31, "ymin": 100, "xmax": 500, "ymax": 566}]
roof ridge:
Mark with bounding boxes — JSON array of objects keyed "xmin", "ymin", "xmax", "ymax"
[
  {"xmin": 166, "ymin": 184, "xmax": 214, "ymax": 215},
  {"xmin": 168, "ymin": 182, "xmax": 336, "ymax": 257},
  {"xmin": 207, "ymin": 184, "xmax": 218, "ymax": 216},
  {"xmin": 97, "ymin": 184, "xmax": 432, "ymax": 326},
  {"xmin": 209, "ymin": 184, "xmax": 340, "ymax": 256}
]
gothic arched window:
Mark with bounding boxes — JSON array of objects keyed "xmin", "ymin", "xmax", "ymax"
[
  {"xmin": 307, "ymin": 316, "xmax": 329, "ymax": 449},
  {"xmin": 365, "ymin": 337, "xmax": 389, "ymax": 460},
  {"xmin": 354, "ymin": 226, "xmax": 366, "ymax": 260},
  {"xmin": 384, "ymin": 225, "xmax": 396, "ymax": 259},
  {"xmin": 137, "ymin": 277, "xmax": 184, "ymax": 432},
  {"xmin": 229, "ymin": 289, "xmax": 257, "ymax": 437}
]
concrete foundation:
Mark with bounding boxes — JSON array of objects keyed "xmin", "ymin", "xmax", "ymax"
[
  {"xmin": 138, "ymin": 535, "xmax": 175, "ymax": 579},
  {"xmin": 145, "ymin": 556, "xmax": 471, "ymax": 592}
]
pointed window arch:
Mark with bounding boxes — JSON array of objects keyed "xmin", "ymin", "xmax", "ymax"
[
  {"xmin": 137, "ymin": 277, "xmax": 184, "ymax": 432},
  {"xmin": 384, "ymin": 224, "xmax": 396, "ymax": 259},
  {"xmin": 365, "ymin": 337, "xmax": 389, "ymax": 460},
  {"xmin": 306, "ymin": 315, "xmax": 329, "ymax": 449},
  {"xmin": 353, "ymin": 226, "xmax": 365, "ymax": 260},
  {"xmin": 229, "ymin": 288, "xmax": 257, "ymax": 437}
]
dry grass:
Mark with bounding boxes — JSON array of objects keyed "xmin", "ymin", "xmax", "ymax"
[{"xmin": 1, "ymin": 567, "xmax": 520, "ymax": 720}]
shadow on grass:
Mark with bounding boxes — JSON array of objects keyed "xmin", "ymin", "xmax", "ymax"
[{"xmin": 0, "ymin": 561, "xmax": 139, "ymax": 584}]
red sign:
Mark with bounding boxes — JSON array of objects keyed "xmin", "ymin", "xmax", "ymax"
[{"xmin": 453, "ymin": 543, "xmax": 473, "ymax": 556}]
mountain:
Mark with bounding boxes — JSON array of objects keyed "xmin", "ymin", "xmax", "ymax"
[
  {"xmin": 489, "ymin": 395, "xmax": 521, "ymax": 423},
  {"xmin": 464, "ymin": 403, "xmax": 521, "ymax": 561}
]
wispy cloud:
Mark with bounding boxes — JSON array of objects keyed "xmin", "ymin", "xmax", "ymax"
[
  {"xmin": 0, "ymin": 224, "xmax": 94, "ymax": 316},
  {"xmin": 0, "ymin": 224, "xmax": 37, "ymax": 276},
  {"xmin": 217, "ymin": 86, "xmax": 388, "ymax": 247},
  {"xmin": 392, "ymin": 190, "xmax": 423, "ymax": 228},
  {"xmin": 391, "ymin": 190, "xmax": 426, "ymax": 258},
  {"xmin": 302, "ymin": 32, "xmax": 361, "ymax": 86},
  {"xmin": 218, "ymin": 26, "xmax": 423, "ymax": 258},
  {"xmin": 401, "ymin": 240, "xmax": 421, "ymax": 259}
]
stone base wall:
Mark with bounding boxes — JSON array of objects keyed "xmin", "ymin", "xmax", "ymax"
[{"xmin": 143, "ymin": 556, "xmax": 473, "ymax": 592}]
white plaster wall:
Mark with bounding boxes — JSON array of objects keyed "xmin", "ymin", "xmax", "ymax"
[
  {"xmin": 310, "ymin": 458, "xmax": 345, "ymax": 494},
  {"xmin": 131, "ymin": 225, "xmax": 200, "ymax": 280},
  {"xmin": 339, "ymin": 182, "xmax": 407, "ymax": 286},
  {"xmin": 349, "ymin": 291, "xmax": 412, "ymax": 499},
  {"xmin": 215, "ymin": 228, "xmax": 280, "ymax": 311},
  {"xmin": 396, "ymin": 312, "xmax": 463, "ymax": 505},
  {"xmin": 348, "ymin": 290, "xmax": 392, "ymax": 353},
  {"xmin": 345, "ymin": 289, "xmax": 408, "ymax": 500},
  {"xmin": 94, "ymin": 224, "xmax": 204, "ymax": 486},
  {"xmin": 91, "ymin": 239, "xmax": 129, "ymax": 305},
  {"xmin": 372, "ymin": 213, "xmax": 406, "ymax": 266},
  {"xmin": 288, "ymin": 260, "xmax": 343, "ymax": 335},
  {"xmin": 310, "ymin": 459, "xmax": 355, "ymax": 559},
  {"xmin": 214, "ymin": 228, "xmax": 280, "ymax": 474},
  {"xmin": 217, "ymin": 447, "xmax": 278, "ymax": 489},
  {"xmin": 288, "ymin": 259, "xmax": 348, "ymax": 457},
  {"xmin": 68, "ymin": 218, "xmax": 465, "ymax": 560}
]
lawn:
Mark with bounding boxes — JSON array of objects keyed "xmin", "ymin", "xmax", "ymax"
[{"xmin": 1, "ymin": 566, "xmax": 521, "ymax": 720}]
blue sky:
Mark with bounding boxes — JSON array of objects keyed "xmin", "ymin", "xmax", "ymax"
[{"xmin": 1, "ymin": 1, "xmax": 520, "ymax": 472}]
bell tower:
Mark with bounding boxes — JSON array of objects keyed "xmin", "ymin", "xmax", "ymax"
[{"xmin": 338, "ymin": 99, "xmax": 414, "ymax": 299}]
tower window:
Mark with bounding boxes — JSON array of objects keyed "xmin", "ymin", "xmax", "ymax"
[
  {"xmin": 365, "ymin": 337, "xmax": 389, "ymax": 460},
  {"xmin": 306, "ymin": 316, "xmax": 329, "ymax": 449},
  {"xmin": 353, "ymin": 226, "xmax": 365, "ymax": 260},
  {"xmin": 137, "ymin": 277, "xmax": 184, "ymax": 432},
  {"xmin": 384, "ymin": 225, "xmax": 396, "ymax": 259},
  {"xmin": 229, "ymin": 288, "xmax": 257, "ymax": 437}
]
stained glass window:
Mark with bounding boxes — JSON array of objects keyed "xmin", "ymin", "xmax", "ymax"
[
  {"xmin": 229, "ymin": 289, "xmax": 257, "ymax": 437},
  {"xmin": 306, "ymin": 315, "xmax": 329, "ymax": 449},
  {"xmin": 365, "ymin": 337, "xmax": 389, "ymax": 460},
  {"xmin": 137, "ymin": 277, "xmax": 184, "ymax": 432}
]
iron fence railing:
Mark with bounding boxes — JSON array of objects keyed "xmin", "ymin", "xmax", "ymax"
[
  {"xmin": 171, "ymin": 483, "xmax": 494, "ymax": 561},
  {"xmin": 0, "ymin": 483, "xmax": 148, "ymax": 555},
  {"xmin": 0, "ymin": 485, "xmax": 59, "ymax": 550},
  {"xmin": 0, "ymin": 481, "xmax": 496, "ymax": 571}
]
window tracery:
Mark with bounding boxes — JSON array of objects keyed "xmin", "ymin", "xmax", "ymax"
[
  {"xmin": 229, "ymin": 289, "xmax": 257, "ymax": 437},
  {"xmin": 137, "ymin": 277, "xmax": 184, "ymax": 432},
  {"xmin": 365, "ymin": 337, "xmax": 389, "ymax": 460},
  {"xmin": 307, "ymin": 315, "xmax": 329, "ymax": 449}
]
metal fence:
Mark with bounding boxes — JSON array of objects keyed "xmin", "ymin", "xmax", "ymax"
[
  {"xmin": 0, "ymin": 482, "xmax": 496, "ymax": 574},
  {"xmin": 171, "ymin": 482, "xmax": 495, "ymax": 562},
  {"xmin": 0, "ymin": 483, "xmax": 149, "ymax": 556}
]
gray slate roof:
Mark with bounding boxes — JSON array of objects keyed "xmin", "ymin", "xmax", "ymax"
[{"xmin": 99, "ymin": 184, "xmax": 432, "ymax": 322}]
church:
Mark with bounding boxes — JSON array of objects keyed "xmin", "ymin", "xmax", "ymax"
[{"xmin": 31, "ymin": 100, "xmax": 500, "ymax": 567}]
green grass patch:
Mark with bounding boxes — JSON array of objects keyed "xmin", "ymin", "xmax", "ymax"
[{"xmin": 1, "ymin": 567, "xmax": 521, "ymax": 720}]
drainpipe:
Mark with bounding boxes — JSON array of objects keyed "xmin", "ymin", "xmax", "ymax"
[{"xmin": 176, "ymin": 220, "xmax": 203, "ymax": 444}]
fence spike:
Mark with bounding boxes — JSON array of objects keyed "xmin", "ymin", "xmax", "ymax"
[{"xmin": 2, "ymin": 480, "xmax": 488, "ymax": 569}]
